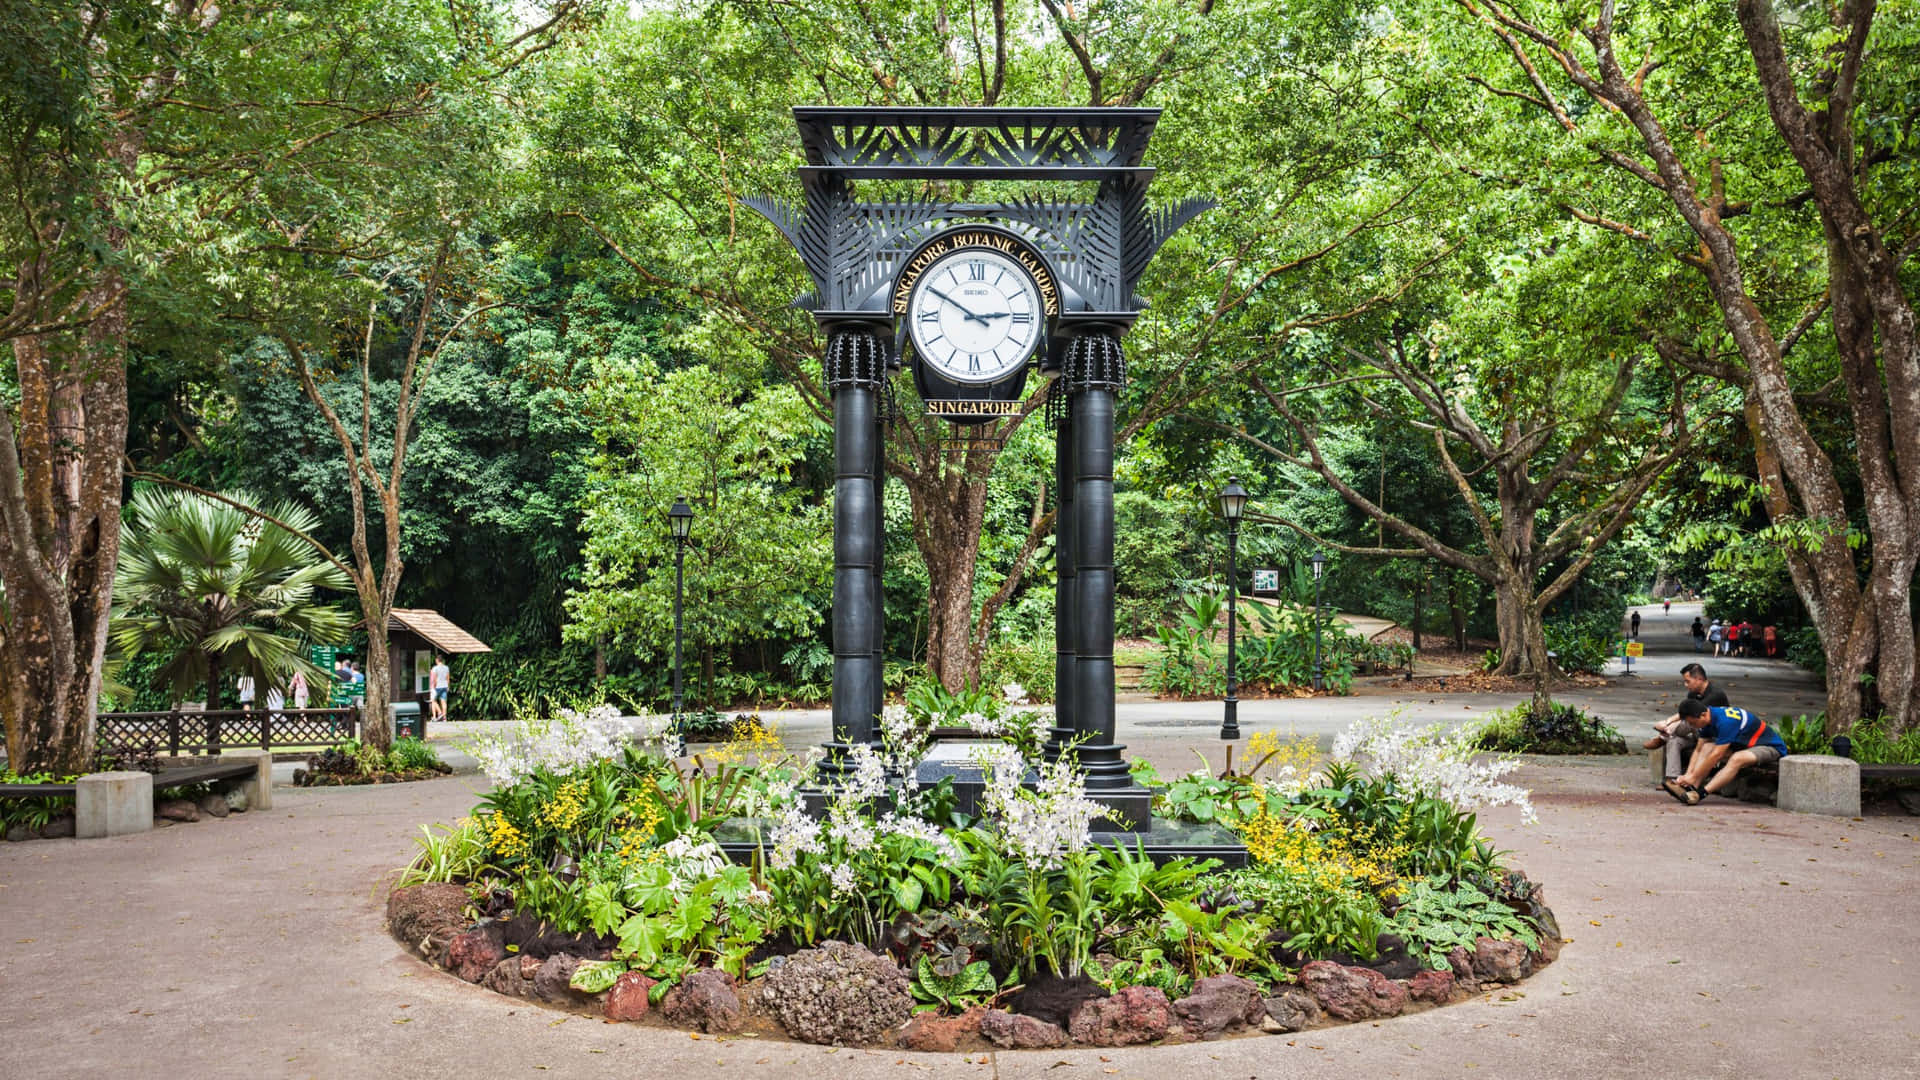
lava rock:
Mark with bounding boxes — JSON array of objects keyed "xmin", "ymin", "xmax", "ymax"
[
  {"xmin": 1407, "ymin": 969, "xmax": 1456, "ymax": 1004},
  {"xmin": 533, "ymin": 953, "xmax": 584, "ymax": 1004},
  {"xmin": 156, "ymin": 798, "xmax": 200, "ymax": 823},
  {"xmin": 1896, "ymin": 789, "xmax": 1920, "ymax": 816},
  {"xmin": 1008, "ymin": 972, "xmax": 1107, "ymax": 1029},
  {"xmin": 604, "ymin": 972, "xmax": 658, "ymax": 1021},
  {"xmin": 39, "ymin": 814, "xmax": 74, "ymax": 839},
  {"xmin": 900, "ymin": 1006, "xmax": 986, "ymax": 1052},
  {"xmin": 1171, "ymin": 974, "xmax": 1265, "ymax": 1039},
  {"xmin": 224, "ymin": 788, "xmax": 249, "ymax": 813},
  {"xmin": 979, "ymin": 1009, "xmax": 1068, "ymax": 1049},
  {"xmin": 4, "ymin": 823, "xmax": 38, "ymax": 842},
  {"xmin": 386, "ymin": 883, "xmax": 471, "ymax": 965},
  {"xmin": 1299, "ymin": 960, "xmax": 1409, "ymax": 1021},
  {"xmin": 1067, "ymin": 986, "xmax": 1172, "ymax": 1046},
  {"xmin": 1366, "ymin": 934, "xmax": 1421, "ymax": 980},
  {"xmin": 1446, "ymin": 946, "xmax": 1477, "ymax": 988},
  {"xmin": 662, "ymin": 968, "xmax": 743, "ymax": 1034},
  {"xmin": 447, "ymin": 922, "xmax": 508, "ymax": 983},
  {"xmin": 1469, "ymin": 937, "xmax": 1531, "ymax": 984},
  {"xmin": 1261, "ymin": 987, "xmax": 1322, "ymax": 1033},
  {"xmin": 482, "ymin": 956, "xmax": 534, "ymax": 997},
  {"xmin": 758, "ymin": 942, "xmax": 909, "ymax": 1044},
  {"xmin": 196, "ymin": 792, "xmax": 230, "ymax": 818}
]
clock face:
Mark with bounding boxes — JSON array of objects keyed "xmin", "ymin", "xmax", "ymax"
[{"xmin": 906, "ymin": 247, "xmax": 1044, "ymax": 384}]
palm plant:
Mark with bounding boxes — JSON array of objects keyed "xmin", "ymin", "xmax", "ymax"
[{"xmin": 112, "ymin": 487, "xmax": 352, "ymax": 707}]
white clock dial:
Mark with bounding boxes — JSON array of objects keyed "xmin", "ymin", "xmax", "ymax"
[{"xmin": 906, "ymin": 248, "xmax": 1043, "ymax": 384}]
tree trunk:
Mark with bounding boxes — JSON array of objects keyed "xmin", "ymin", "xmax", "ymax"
[
  {"xmin": 1523, "ymin": 602, "xmax": 1553, "ymax": 719},
  {"xmin": 362, "ymin": 632, "xmax": 391, "ymax": 749},
  {"xmin": 0, "ymin": 274, "xmax": 129, "ymax": 776},
  {"xmin": 907, "ymin": 455, "xmax": 994, "ymax": 691}
]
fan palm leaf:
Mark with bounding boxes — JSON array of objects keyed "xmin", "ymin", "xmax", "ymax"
[{"xmin": 112, "ymin": 487, "xmax": 353, "ymax": 704}]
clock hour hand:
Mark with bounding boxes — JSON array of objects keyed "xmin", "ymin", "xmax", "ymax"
[{"xmin": 926, "ymin": 286, "xmax": 989, "ymax": 324}]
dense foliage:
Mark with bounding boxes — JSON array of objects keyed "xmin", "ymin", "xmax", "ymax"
[{"xmin": 9, "ymin": 0, "xmax": 1915, "ymax": 770}]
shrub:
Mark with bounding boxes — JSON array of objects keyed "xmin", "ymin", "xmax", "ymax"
[
  {"xmin": 0, "ymin": 771, "xmax": 76, "ymax": 833},
  {"xmin": 981, "ymin": 636, "xmax": 1056, "ymax": 704},
  {"xmin": 389, "ymin": 738, "xmax": 444, "ymax": 772},
  {"xmin": 1472, "ymin": 702, "xmax": 1627, "ymax": 755},
  {"xmin": 1777, "ymin": 713, "xmax": 1830, "ymax": 755}
]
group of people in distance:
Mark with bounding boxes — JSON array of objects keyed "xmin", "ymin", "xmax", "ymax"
[
  {"xmin": 1644, "ymin": 662, "xmax": 1788, "ymax": 806},
  {"xmin": 1691, "ymin": 616, "xmax": 1762, "ymax": 657}
]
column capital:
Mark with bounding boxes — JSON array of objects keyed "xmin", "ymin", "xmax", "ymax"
[
  {"xmin": 823, "ymin": 324, "xmax": 892, "ymax": 391},
  {"xmin": 1062, "ymin": 331, "xmax": 1126, "ymax": 391}
]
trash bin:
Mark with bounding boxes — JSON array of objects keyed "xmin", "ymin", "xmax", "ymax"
[{"xmin": 390, "ymin": 699, "xmax": 425, "ymax": 740}]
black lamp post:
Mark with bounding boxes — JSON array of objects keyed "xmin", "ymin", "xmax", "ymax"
[
  {"xmin": 1218, "ymin": 477, "xmax": 1249, "ymax": 741},
  {"xmin": 1310, "ymin": 551, "xmax": 1327, "ymax": 692},
  {"xmin": 668, "ymin": 496, "xmax": 694, "ymax": 731}
]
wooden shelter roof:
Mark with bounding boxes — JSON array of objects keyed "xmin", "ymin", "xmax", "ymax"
[{"xmin": 386, "ymin": 609, "xmax": 492, "ymax": 655}]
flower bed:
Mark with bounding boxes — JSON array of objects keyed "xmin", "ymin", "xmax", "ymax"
[
  {"xmin": 387, "ymin": 697, "xmax": 1560, "ymax": 1048},
  {"xmin": 293, "ymin": 737, "xmax": 451, "ymax": 786}
]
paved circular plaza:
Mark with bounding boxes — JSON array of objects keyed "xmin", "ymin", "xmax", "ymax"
[{"xmin": 4, "ymin": 604, "xmax": 1915, "ymax": 1078}]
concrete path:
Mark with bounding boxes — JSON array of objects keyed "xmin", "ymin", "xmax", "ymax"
[
  {"xmin": 7, "ymin": 601, "xmax": 1896, "ymax": 1078},
  {"xmin": 4, "ymin": 753, "xmax": 1915, "ymax": 1079}
]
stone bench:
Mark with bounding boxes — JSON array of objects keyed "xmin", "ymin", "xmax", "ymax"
[
  {"xmin": 1647, "ymin": 747, "xmax": 1865, "ymax": 817},
  {"xmin": 65, "ymin": 749, "xmax": 273, "ymax": 839},
  {"xmin": 1775, "ymin": 754, "xmax": 1860, "ymax": 817}
]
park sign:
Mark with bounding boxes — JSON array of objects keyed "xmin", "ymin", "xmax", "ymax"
[{"xmin": 748, "ymin": 107, "xmax": 1211, "ymax": 827}]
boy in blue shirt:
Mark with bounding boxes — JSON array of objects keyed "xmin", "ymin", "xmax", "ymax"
[{"xmin": 1662, "ymin": 701, "xmax": 1788, "ymax": 805}]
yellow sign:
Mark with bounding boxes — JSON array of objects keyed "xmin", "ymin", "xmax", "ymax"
[{"xmin": 1625, "ymin": 642, "xmax": 1644, "ymax": 657}]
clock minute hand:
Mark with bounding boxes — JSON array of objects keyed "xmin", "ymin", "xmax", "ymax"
[{"xmin": 927, "ymin": 286, "xmax": 988, "ymax": 324}]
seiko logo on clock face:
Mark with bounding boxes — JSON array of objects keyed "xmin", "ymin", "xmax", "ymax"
[{"xmin": 900, "ymin": 236, "xmax": 1052, "ymax": 385}]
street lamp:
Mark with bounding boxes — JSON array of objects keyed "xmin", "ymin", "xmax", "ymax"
[
  {"xmin": 1218, "ymin": 477, "xmax": 1249, "ymax": 741},
  {"xmin": 1310, "ymin": 551, "xmax": 1327, "ymax": 692},
  {"xmin": 668, "ymin": 496, "xmax": 694, "ymax": 732}
]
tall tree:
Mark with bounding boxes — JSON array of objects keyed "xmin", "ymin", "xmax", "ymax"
[
  {"xmin": 564, "ymin": 362, "xmax": 832, "ymax": 697},
  {"xmin": 268, "ymin": 242, "xmax": 504, "ymax": 749},
  {"xmin": 1, "ymin": 0, "xmax": 594, "ymax": 771},
  {"xmin": 528, "ymin": 0, "xmax": 1448, "ymax": 689},
  {"xmin": 1426, "ymin": 0, "xmax": 1919, "ymax": 731}
]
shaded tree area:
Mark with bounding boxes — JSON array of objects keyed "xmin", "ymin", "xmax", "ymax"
[{"xmin": 7, "ymin": 0, "xmax": 1916, "ymax": 768}]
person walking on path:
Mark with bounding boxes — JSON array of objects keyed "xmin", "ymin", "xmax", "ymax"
[
  {"xmin": 291, "ymin": 669, "xmax": 309, "ymax": 710},
  {"xmin": 237, "ymin": 673, "xmax": 256, "ymax": 711},
  {"xmin": 1663, "ymin": 597, "xmax": 1672, "ymax": 614},
  {"xmin": 1630, "ymin": 610, "xmax": 1642, "ymax": 640},
  {"xmin": 429, "ymin": 654, "xmax": 451, "ymax": 722},
  {"xmin": 1709, "ymin": 619, "xmax": 1725, "ymax": 656},
  {"xmin": 1691, "ymin": 617, "xmax": 1707, "ymax": 653},
  {"xmin": 1726, "ymin": 621, "xmax": 1742, "ymax": 657}
]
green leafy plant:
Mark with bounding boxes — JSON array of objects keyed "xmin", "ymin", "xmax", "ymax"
[
  {"xmin": 394, "ymin": 819, "xmax": 492, "ymax": 887},
  {"xmin": 1389, "ymin": 876, "xmax": 1539, "ymax": 969},
  {"xmin": 1472, "ymin": 702, "xmax": 1627, "ymax": 755},
  {"xmin": 0, "ymin": 771, "xmax": 76, "ymax": 833},
  {"xmin": 910, "ymin": 952, "xmax": 999, "ymax": 1013},
  {"xmin": 1777, "ymin": 713, "xmax": 1831, "ymax": 755},
  {"xmin": 387, "ymin": 737, "xmax": 444, "ymax": 772}
]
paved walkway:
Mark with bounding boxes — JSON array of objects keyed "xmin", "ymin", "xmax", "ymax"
[
  {"xmin": 7, "ymin": 601, "xmax": 1910, "ymax": 1078},
  {"xmin": 4, "ymin": 754, "xmax": 1914, "ymax": 1078}
]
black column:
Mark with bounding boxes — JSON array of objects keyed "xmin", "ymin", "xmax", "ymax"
[
  {"xmin": 821, "ymin": 326, "xmax": 888, "ymax": 778},
  {"xmin": 870, "ymin": 385, "xmax": 888, "ymax": 736},
  {"xmin": 1065, "ymin": 333, "xmax": 1130, "ymax": 789},
  {"xmin": 1048, "ymin": 381, "xmax": 1076, "ymax": 759}
]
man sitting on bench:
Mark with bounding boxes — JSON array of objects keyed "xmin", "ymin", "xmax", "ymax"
[
  {"xmin": 1644, "ymin": 663, "xmax": 1730, "ymax": 783},
  {"xmin": 1662, "ymin": 700, "xmax": 1788, "ymax": 806}
]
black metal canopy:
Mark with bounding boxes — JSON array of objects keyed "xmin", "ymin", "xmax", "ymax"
[{"xmin": 746, "ymin": 106, "xmax": 1212, "ymax": 325}]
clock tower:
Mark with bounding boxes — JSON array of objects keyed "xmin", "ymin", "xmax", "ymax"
[{"xmin": 747, "ymin": 108, "xmax": 1212, "ymax": 827}]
